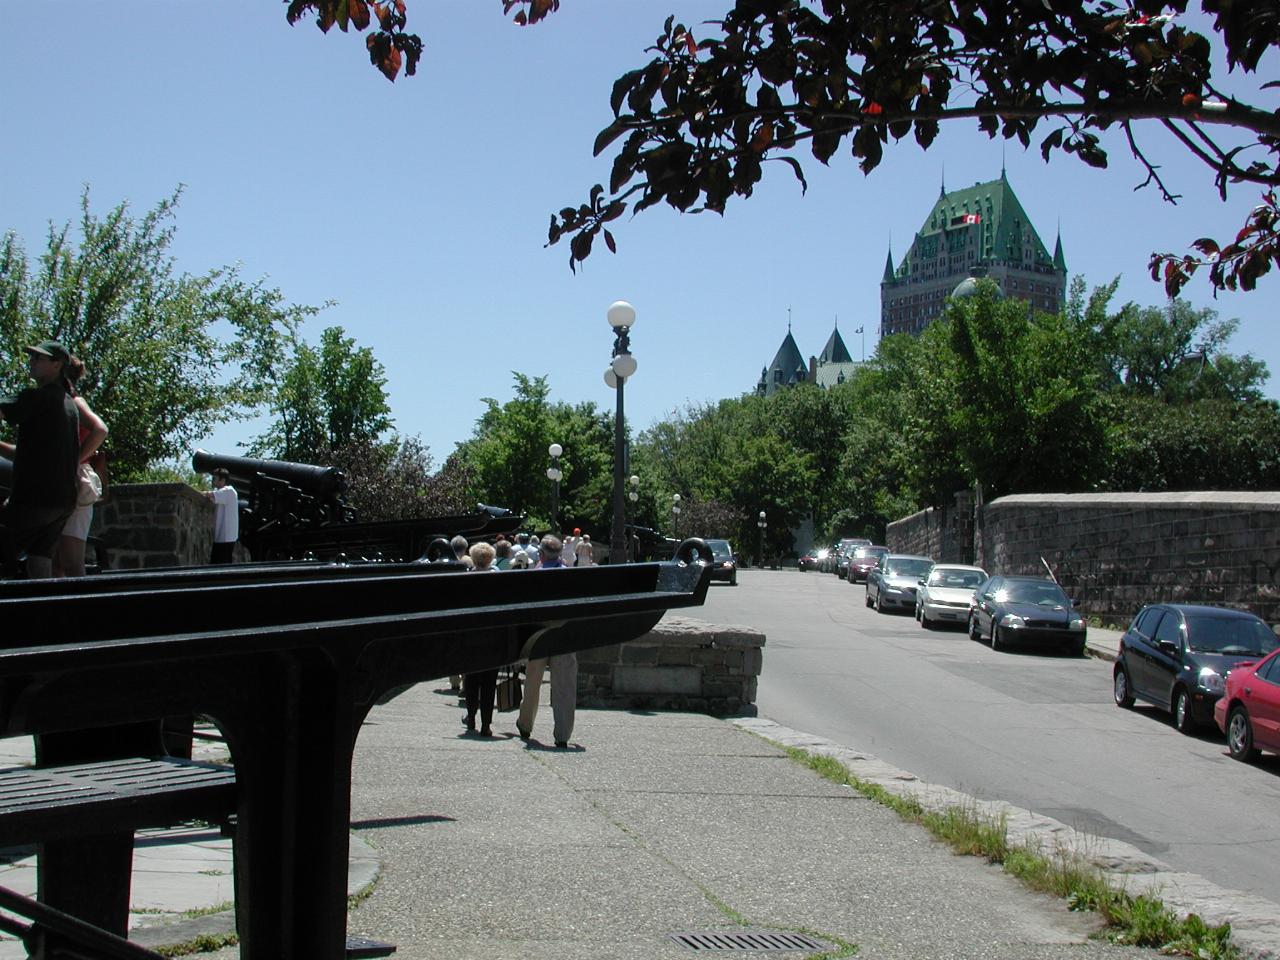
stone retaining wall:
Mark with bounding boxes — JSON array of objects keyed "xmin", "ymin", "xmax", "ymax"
[
  {"xmin": 887, "ymin": 491, "xmax": 1280, "ymax": 625},
  {"xmin": 576, "ymin": 614, "xmax": 765, "ymax": 716}
]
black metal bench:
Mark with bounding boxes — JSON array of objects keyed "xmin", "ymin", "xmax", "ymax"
[{"xmin": 0, "ymin": 541, "xmax": 712, "ymax": 960}]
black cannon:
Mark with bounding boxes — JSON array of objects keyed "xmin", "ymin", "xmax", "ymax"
[{"xmin": 191, "ymin": 450, "xmax": 524, "ymax": 562}]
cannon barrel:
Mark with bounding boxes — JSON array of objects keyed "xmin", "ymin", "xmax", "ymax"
[{"xmin": 192, "ymin": 449, "xmax": 348, "ymax": 497}]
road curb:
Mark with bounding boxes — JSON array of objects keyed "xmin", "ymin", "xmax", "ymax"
[{"xmin": 734, "ymin": 715, "xmax": 1280, "ymax": 960}]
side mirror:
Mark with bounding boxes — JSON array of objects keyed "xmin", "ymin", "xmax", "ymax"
[
  {"xmin": 1071, "ymin": 598, "xmax": 1080, "ymax": 607},
  {"xmin": 1158, "ymin": 639, "xmax": 1180, "ymax": 657},
  {"xmin": 982, "ymin": 592, "xmax": 995, "ymax": 601},
  {"xmin": 917, "ymin": 577, "xmax": 926, "ymax": 585}
]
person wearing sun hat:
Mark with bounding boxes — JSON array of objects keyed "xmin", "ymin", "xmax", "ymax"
[{"xmin": 0, "ymin": 341, "xmax": 81, "ymax": 579}]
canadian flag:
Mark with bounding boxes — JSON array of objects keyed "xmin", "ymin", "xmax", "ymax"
[{"xmin": 962, "ymin": 213, "xmax": 982, "ymax": 224}]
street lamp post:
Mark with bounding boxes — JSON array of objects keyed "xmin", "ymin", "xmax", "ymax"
[
  {"xmin": 628, "ymin": 475, "xmax": 640, "ymax": 561},
  {"xmin": 546, "ymin": 443, "xmax": 563, "ymax": 534},
  {"xmin": 605, "ymin": 300, "xmax": 637, "ymax": 564},
  {"xmin": 671, "ymin": 493, "xmax": 681, "ymax": 541},
  {"xmin": 757, "ymin": 510, "xmax": 768, "ymax": 568}
]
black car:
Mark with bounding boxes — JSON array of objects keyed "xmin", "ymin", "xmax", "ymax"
[
  {"xmin": 704, "ymin": 538, "xmax": 738, "ymax": 586},
  {"xmin": 967, "ymin": 575, "xmax": 1087, "ymax": 655},
  {"xmin": 1113, "ymin": 603, "xmax": 1279, "ymax": 733}
]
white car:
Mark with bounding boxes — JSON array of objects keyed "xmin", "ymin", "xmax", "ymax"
[{"xmin": 915, "ymin": 564, "xmax": 988, "ymax": 629}]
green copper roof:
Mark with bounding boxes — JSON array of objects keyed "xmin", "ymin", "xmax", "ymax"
[
  {"xmin": 893, "ymin": 175, "xmax": 1056, "ymax": 275},
  {"xmin": 882, "ymin": 247, "xmax": 896, "ymax": 283},
  {"xmin": 818, "ymin": 326, "xmax": 853, "ymax": 364},
  {"xmin": 1053, "ymin": 231, "xmax": 1067, "ymax": 271},
  {"xmin": 763, "ymin": 331, "xmax": 806, "ymax": 390}
]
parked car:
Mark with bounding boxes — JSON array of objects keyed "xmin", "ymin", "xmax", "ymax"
[
  {"xmin": 798, "ymin": 550, "xmax": 821, "ymax": 572},
  {"xmin": 915, "ymin": 564, "xmax": 988, "ymax": 629},
  {"xmin": 704, "ymin": 538, "xmax": 738, "ymax": 586},
  {"xmin": 1113, "ymin": 603, "xmax": 1278, "ymax": 733},
  {"xmin": 832, "ymin": 538, "xmax": 871, "ymax": 576},
  {"xmin": 968, "ymin": 575, "xmax": 1087, "ymax": 655},
  {"xmin": 1214, "ymin": 647, "xmax": 1280, "ymax": 762},
  {"xmin": 865, "ymin": 554, "xmax": 933, "ymax": 613},
  {"xmin": 818, "ymin": 544, "xmax": 840, "ymax": 574},
  {"xmin": 845, "ymin": 545, "xmax": 888, "ymax": 583}
]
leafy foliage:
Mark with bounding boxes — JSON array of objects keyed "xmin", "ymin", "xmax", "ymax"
[
  {"xmin": 255, "ymin": 325, "xmax": 394, "ymax": 464},
  {"xmin": 333, "ymin": 439, "xmax": 476, "ymax": 521},
  {"xmin": 0, "ymin": 188, "xmax": 308, "ymax": 481},
  {"xmin": 518, "ymin": 2, "xmax": 1280, "ymax": 295},
  {"xmin": 453, "ymin": 373, "xmax": 613, "ymax": 532}
]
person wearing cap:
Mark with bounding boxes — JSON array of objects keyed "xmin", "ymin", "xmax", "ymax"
[
  {"xmin": 203, "ymin": 467, "xmax": 239, "ymax": 564},
  {"xmin": 0, "ymin": 341, "xmax": 81, "ymax": 579}
]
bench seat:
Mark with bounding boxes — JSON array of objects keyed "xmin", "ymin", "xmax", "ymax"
[{"xmin": 0, "ymin": 757, "xmax": 236, "ymax": 846}]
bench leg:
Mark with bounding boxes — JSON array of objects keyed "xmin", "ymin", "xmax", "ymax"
[
  {"xmin": 33, "ymin": 723, "xmax": 165, "ymax": 936},
  {"xmin": 37, "ymin": 835, "xmax": 134, "ymax": 938}
]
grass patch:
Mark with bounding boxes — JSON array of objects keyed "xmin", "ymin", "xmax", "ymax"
[
  {"xmin": 155, "ymin": 932, "xmax": 239, "ymax": 957},
  {"xmin": 781, "ymin": 744, "xmax": 1237, "ymax": 959}
]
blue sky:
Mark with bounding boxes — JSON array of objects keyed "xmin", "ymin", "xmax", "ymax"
[{"xmin": 3, "ymin": 2, "xmax": 1276, "ymax": 466}]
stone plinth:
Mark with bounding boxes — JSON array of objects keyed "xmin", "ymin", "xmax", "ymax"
[
  {"xmin": 91, "ymin": 483, "xmax": 240, "ymax": 569},
  {"xmin": 576, "ymin": 614, "xmax": 765, "ymax": 716}
]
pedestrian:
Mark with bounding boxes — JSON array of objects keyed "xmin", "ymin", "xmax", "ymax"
[
  {"xmin": 462, "ymin": 541, "xmax": 499, "ymax": 737},
  {"xmin": 574, "ymin": 533, "xmax": 594, "ymax": 567},
  {"xmin": 54, "ymin": 356, "xmax": 108, "ymax": 578},
  {"xmin": 494, "ymin": 539, "xmax": 514, "ymax": 570},
  {"xmin": 517, "ymin": 535, "xmax": 578, "ymax": 748},
  {"xmin": 509, "ymin": 549, "xmax": 530, "ymax": 570},
  {"xmin": 450, "ymin": 534, "xmax": 474, "ymax": 569},
  {"xmin": 0, "ymin": 341, "xmax": 81, "ymax": 580},
  {"xmin": 203, "ymin": 468, "xmax": 239, "ymax": 564},
  {"xmin": 525, "ymin": 534, "xmax": 542, "ymax": 564},
  {"xmin": 560, "ymin": 527, "xmax": 579, "ymax": 566}
]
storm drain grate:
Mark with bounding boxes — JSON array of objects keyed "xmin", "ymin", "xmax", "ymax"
[{"xmin": 668, "ymin": 931, "xmax": 829, "ymax": 952}]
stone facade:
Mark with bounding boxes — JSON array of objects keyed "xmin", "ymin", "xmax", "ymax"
[
  {"xmin": 91, "ymin": 483, "xmax": 241, "ymax": 569},
  {"xmin": 887, "ymin": 491, "xmax": 1280, "ymax": 626},
  {"xmin": 576, "ymin": 614, "xmax": 765, "ymax": 716}
]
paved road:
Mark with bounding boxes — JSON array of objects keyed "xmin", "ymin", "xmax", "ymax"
[{"xmin": 698, "ymin": 568, "xmax": 1280, "ymax": 905}]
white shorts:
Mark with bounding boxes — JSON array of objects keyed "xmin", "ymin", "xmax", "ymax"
[{"xmin": 61, "ymin": 503, "xmax": 94, "ymax": 542}]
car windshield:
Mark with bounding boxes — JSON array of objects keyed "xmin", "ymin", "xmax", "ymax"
[
  {"xmin": 1184, "ymin": 616, "xmax": 1279, "ymax": 656},
  {"xmin": 998, "ymin": 581, "xmax": 1068, "ymax": 606},
  {"xmin": 928, "ymin": 569, "xmax": 986, "ymax": 588},
  {"xmin": 854, "ymin": 547, "xmax": 887, "ymax": 560},
  {"xmin": 705, "ymin": 539, "xmax": 733, "ymax": 561},
  {"xmin": 885, "ymin": 558, "xmax": 932, "ymax": 578}
]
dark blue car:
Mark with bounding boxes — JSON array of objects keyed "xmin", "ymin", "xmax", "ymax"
[
  {"xmin": 1113, "ymin": 604, "xmax": 1279, "ymax": 733},
  {"xmin": 967, "ymin": 575, "xmax": 1088, "ymax": 655}
]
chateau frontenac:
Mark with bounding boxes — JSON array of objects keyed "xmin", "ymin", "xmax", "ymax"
[{"xmin": 880, "ymin": 171, "xmax": 1066, "ymax": 337}]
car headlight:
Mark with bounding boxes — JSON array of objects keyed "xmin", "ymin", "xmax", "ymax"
[
  {"xmin": 885, "ymin": 586, "xmax": 903, "ymax": 594},
  {"xmin": 1068, "ymin": 616, "xmax": 1086, "ymax": 631},
  {"xmin": 1000, "ymin": 613, "xmax": 1026, "ymax": 628},
  {"xmin": 1198, "ymin": 667, "xmax": 1225, "ymax": 695}
]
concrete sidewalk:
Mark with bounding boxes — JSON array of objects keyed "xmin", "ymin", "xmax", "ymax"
[{"xmin": 5, "ymin": 665, "xmax": 1279, "ymax": 959}]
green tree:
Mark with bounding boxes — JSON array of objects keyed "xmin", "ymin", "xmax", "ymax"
[
  {"xmin": 454, "ymin": 373, "xmax": 612, "ymax": 531},
  {"xmin": 256, "ymin": 325, "xmax": 394, "ymax": 463},
  {"xmin": 333, "ymin": 438, "xmax": 476, "ymax": 521},
  {"xmin": 0, "ymin": 189, "xmax": 309, "ymax": 481},
  {"xmin": 947, "ymin": 282, "xmax": 1107, "ymax": 498}
]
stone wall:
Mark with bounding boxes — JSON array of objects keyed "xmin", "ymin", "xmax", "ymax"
[
  {"xmin": 576, "ymin": 614, "xmax": 765, "ymax": 716},
  {"xmin": 91, "ymin": 483, "xmax": 225, "ymax": 569},
  {"xmin": 887, "ymin": 491, "xmax": 1280, "ymax": 625}
]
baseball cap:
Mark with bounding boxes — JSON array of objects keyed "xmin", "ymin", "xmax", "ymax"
[{"xmin": 25, "ymin": 340, "xmax": 71, "ymax": 364}]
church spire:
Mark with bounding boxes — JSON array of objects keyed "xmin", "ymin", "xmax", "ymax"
[
  {"xmin": 882, "ymin": 246, "xmax": 896, "ymax": 283},
  {"xmin": 1053, "ymin": 225, "xmax": 1067, "ymax": 272}
]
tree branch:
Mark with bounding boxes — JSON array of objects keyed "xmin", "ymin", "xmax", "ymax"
[{"xmin": 1123, "ymin": 121, "xmax": 1180, "ymax": 203}]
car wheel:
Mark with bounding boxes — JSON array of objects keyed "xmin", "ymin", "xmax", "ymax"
[
  {"xmin": 968, "ymin": 614, "xmax": 980, "ymax": 642},
  {"xmin": 1173, "ymin": 687, "xmax": 1195, "ymax": 734},
  {"xmin": 875, "ymin": 590, "xmax": 885, "ymax": 613},
  {"xmin": 920, "ymin": 608, "xmax": 931, "ymax": 629},
  {"xmin": 865, "ymin": 589, "xmax": 873, "ymax": 609},
  {"xmin": 1227, "ymin": 706, "xmax": 1260, "ymax": 762},
  {"xmin": 1113, "ymin": 666, "xmax": 1135, "ymax": 708},
  {"xmin": 990, "ymin": 623, "xmax": 1001, "ymax": 651}
]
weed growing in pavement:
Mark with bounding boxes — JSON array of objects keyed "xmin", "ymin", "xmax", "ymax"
[
  {"xmin": 782, "ymin": 744, "xmax": 1238, "ymax": 959},
  {"xmin": 155, "ymin": 932, "xmax": 239, "ymax": 957}
]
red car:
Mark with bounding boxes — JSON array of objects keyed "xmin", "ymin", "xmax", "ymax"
[{"xmin": 1214, "ymin": 647, "xmax": 1280, "ymax": 762}]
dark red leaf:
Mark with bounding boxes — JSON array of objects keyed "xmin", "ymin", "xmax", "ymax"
[{"xmin": 604, "ymin": 229, "xmax": 617, "ymax": 253}]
